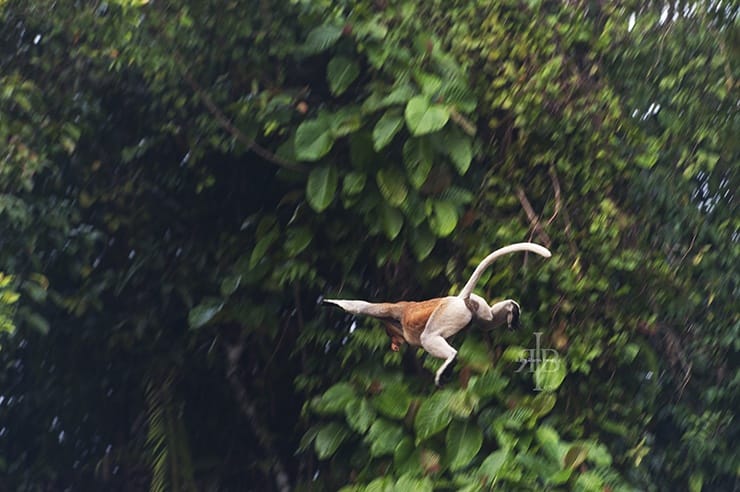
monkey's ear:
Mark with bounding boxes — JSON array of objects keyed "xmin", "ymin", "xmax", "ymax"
[{"xmin": 508, "ymin": 303, "xmax": 520, "ymax": 330}]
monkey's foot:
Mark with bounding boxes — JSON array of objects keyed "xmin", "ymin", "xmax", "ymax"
[{"xmin": 435, "ymin": 357, "xmax": 458, "ymax": 387}]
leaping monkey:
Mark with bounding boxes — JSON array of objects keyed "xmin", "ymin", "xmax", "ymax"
[{"xmin": 324, "ymin": 243, "xmax": 551, "ymax": 386}]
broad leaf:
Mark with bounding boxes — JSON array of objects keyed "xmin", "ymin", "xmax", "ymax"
[
  {"xmin": 306, "ymin": 165, "xmax": 338, "ymax": 212},
  {"xmin": 284, "ymin": 227, "xmax": 313, "ymax": 256},
  {"xmin": 414, "ymin": 389, "xmax": 453, "ymax": 442},
  {"xmin": 428, "ymin": 200, "xmax": 458, "ymax": 237},
  {"xmin": 534, "ymin": 354, "xmax": 566, "ymax": 392},
  {"xmin": 188, "ymin": 299, "xmax": 224, "ymax": 330},
  {"xmin": 329, "ymin": 106, "xmax": 362, "ymax": 137},
  {"xmin": 478, "ymin": 450, "xmax": 508, "ymax": 484},
  {"xmin": 446, "ymin": 420, "xmax": 483, "ymax": 471},
  {"xmin": 403, "ymin": 137, "xmax": 433, "ymax": 189},
  {"xmin": 342, "ymin": 172, "xmax": 366, "ymax": 196},
  {"xmin": 366, "ymin": 419, "xmax": 405, "ymax": 457},
  {"xmin": 327, "ymin": 56, "xmax": 360, "ymax": 96},
  {"xmin": 409, "ymin": 226, "xmax": 436, "ymax": 261},
  {"xmin": 443, "ymin": 131, "xmax": 473, "ymax": 175},
  {"xmin": 372, "ymin": 381, "xmax": 412, "ymax": 419},
  {"xmin": 219, "ymin": 274, "xmax": 242, "ymax": 296},
  {"xmin": 345, "ymin": 398, "xmax": 376, "ymax": 434},
  {"xmin": 372, "ymin": 109, "xmax": 404, "ymax": 151},
  {"xmin": 295, "ymin": 118, "xmax": 334, "ymax": 161},
  {"xmin": 376, "ymin": 168, "xmax": 408, "ymax": 206},
  {"xmin": 315, "ymin": 422, "xmax": 349, "ymax": 459},
  {"xmin": 303, "ymin": 24, "xmax": 343, "ymax": 55},
  {"xmin": 312, "ymin": 382, "xmax": 357, "ymax": 415},
  {"xmin": 396, "ymin": 474, "xmax": 433, "ymax": 492},
  {"xmin": 405, "ymin": 95, "xmax": 450, "ymax": 136},
  {"xmin": 380, "ymin": 205, "xmax": 404, "ymax": 241}
]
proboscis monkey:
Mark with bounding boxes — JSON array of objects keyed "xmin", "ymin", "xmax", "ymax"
[{"xmin": 325, "ymin": 243, "xmax": 551, "ymax": 386}]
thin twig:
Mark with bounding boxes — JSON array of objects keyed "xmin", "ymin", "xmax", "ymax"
[
  {"xmin": 176, "ymin": 63, "xmax": 308, "ymax": 173},
  {"xmin": 515, "ymin": 186, "xmax": 552, "ymax": 247},
  {"xmin": 150, "ymin": 11, "xmax": 308, "ymax": 174},
  {"xmin": 546, "ymin": 166, "xmax": 562, "ymax": 226}
]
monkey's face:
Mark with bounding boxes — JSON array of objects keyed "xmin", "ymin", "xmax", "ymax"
[{"xmin": 507, "ymin": 301, "xmax": 521, "ymax": 330}]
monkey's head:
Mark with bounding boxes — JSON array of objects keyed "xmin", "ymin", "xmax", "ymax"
[{"xmin": 507, "ymin": 301, "xmax": 521, "ymax": 330}]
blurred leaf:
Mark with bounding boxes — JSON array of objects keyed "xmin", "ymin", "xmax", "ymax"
[
  {"xmin": 376, "ymin": 168, "xmax": 408, "ymax": 206},
  {"xmin": 446, "ymin": 420, "xmax": 483, "ymax": 471},
  {"xmin": 295, "ymin": 118, "xmax": 334, "ymax": 161},
  {"xmin": 315, "ymin": 422, "xmax": 350, "ymax": 459},
  {"xmin": 188, "ymin": 299, "xmax": 224, "ymax": 330},
  {"xmin": 534, "ymin": 355, "xmax": 566, "ymax": 392},
  {"xmin": 403, "ymin": 137, "xmax": 433, "ymax": 189},
  {"xmin": 327, "ymin": 56, "xmax": 360, "ymax": 96},
  {"xmin": 345, "ymin": 398, "xmax": 376, "ymax": 434},
  {"xmin": 372, "ymin": 381, "xmax": 412, "ymax": 419},
  {"xmin": 284, "ymin": 227, "xmax": 313, "ymax": 256},
  {"xmin": 428, "ymin": 200, "xmax": 458, "ymax": 237},
  {"xmin": 405, "ymin": 95, "xmax": 449, "ymax": 136},
  {"xmin": 409, "ymin": 225, "xmax": 436, "ymax": 261},
  {"xmin": 373, "ymin": 109, "xmax": 404, "ymax": 151},
  {"xmin": 219, "ymin": 274, "xmax": 242, "ymax": 297},
  {"xmin": 303, "ymin": 24, "xmax": 344, "ymax": 54},
  {"xmin": 306, "ymin": 165, "xmax": 338, "ymax": 212},
  {"xmin": 414, "ymin": 390, "xmax": 453, "ymax": 442},
  {"xmin": 478, "ymin": 450, "xmax": 508, "ymax": 484},
  {"xmin": 366, "ymin": 419, "xmax": 405, "ymax": 457}
]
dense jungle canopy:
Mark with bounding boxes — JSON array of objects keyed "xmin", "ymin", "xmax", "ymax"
[{"xmin": 0, "ymin": 0, "xmax": 737, "ymax": 490}]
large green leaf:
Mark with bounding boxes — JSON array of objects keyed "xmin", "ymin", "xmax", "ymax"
[
  {"xmin": 295, "ymin": 118, "xmax": 334, "ymax": 161},
  {"xmin": 446, "ymin": 420, "xmax": 483, "ymax": 471},
  {"xmin": 395, "ymin": 474, "xmax": 433, "ymax": 492},
  {"xmin": 284, "ymin": 227, "xmax": 313, "ymax": 256},
  {"xmin": 380, "ymin": 204, "xmax": 404, "ymax": 241},
  {"xmin": 376, "ymin": 168, "xmax": 408, "ymax": 206},
  {"xmin": 366, "ymin": 419, "xmax": 405, "ymax": 457},
  {"xmin": 315, "ymin": 422, "xmax": 349, "ymax": 459},
  {"xmin": 372, "ymin": 109, "xmax": 404, "ymax": 151},
  {"xmin": 312, "ymin": 382, "xmax": 357, "ymax": 415},
  {"xmin": 303, "ymin": 24, "xmax": 343, "ymax": 55},
  {"xmin": 402, "ymin": 137, "xmax": 433, "ymax": 189},
  {"xmin": 306, "ymin": 165, "xmax": 338, "ymax": 212},
  {"xmin": 443, "ymin": 131, "xmax": 473, "ymax": 175},
  {"xmin": 345, "ymin": 398, "xmax": 376, "ymax": 434},
  {"xmin": 414, "ymin": 389, "xmax": 453, "ymax": 442},
  {"xmin": 188, "ymin": 299, "xmax": 224, "ymax": 330},
  {"xmin": 478, "ymin": 450, "xmax": 509, "ymax": 485},
  {"xmin": 327, "ymin": 56, "xmax": 360, "ymax": 96},
  {"xmin": 534, "ymin": 354, "xmax": 566, "ymax": 392},
  {"xmin": 372, "ymin": 381, "xmax": 412, "ymax": 419},
  {"xmin": 405, "ymin": 95, "xmax": 450, "ymax": 136},
  {"xmin": 409, "ymin": 225, "xmax": 436, "ymax": 261},
  {"xmin": 329, "ymin": 106, "xmax": 362, "ymax": 137},
  {"xmin": 219, "ymin": 274, "xmax": 242, "ymax": 296},
  {"xmin": 428, "ymin": 199, "xmax": 458, "ymax": 237}
]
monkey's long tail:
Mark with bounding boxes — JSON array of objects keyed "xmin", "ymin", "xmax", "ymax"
[
  {"xmin": 457, "ymin": 242, "xmax": 551, "ymax": 300},
  {"xmin": 323, "ymin": 299, "xmax": 405, "ymax": 321}
]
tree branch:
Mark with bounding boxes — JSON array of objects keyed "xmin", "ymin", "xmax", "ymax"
[
  {"xmin": 224, "ymin": 339, "xmax": 291, "ymax": 492},
  {"xmin": 515, "ymin": 186, "xmax": 552, "ymax": 247},
  {"xmin": 175, "ymin": 62, "xmax": 308, "ymax": 174}
]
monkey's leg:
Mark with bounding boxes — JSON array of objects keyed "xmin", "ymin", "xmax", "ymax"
[
  {"xmin": 420, "ymin": 298, "xmax": 473, "ymax": 386},
  {"xmin": 420, "ymin": 332, "xmax": 458, "ymax": 386},
  {"xmin": 324, "ymin": 299, "xmax": 404, "ymax": 319}
]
